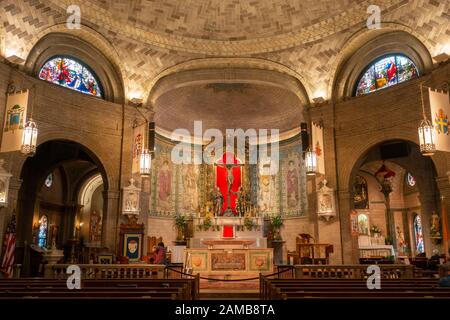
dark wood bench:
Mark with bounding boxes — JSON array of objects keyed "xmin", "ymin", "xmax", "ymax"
[{"xmin": 0, "ymin": 276, "xmax": 199, "ymax": 300}]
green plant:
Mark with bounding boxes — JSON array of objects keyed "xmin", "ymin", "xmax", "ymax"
[
  {"xmin": 270, "ymin": 215, "xmax": 284, "ymax": 240},
  {"xmin": 202, "ymin": 216, "xmax": 213, "ymax": 231},
  {"xmin": 244, "ymin": 217, "xmax": 255, "ymax": 231},
  {"xmin": 174, "ymin": 214, "xmax": 187, "ymax": 240},
  {"xmin": 370, "ymin": 225, "xmax": 381, "ymax": 234}
]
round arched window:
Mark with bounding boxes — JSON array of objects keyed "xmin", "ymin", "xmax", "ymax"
[
  {"xmin": 355, "ymin": 54, "xmax": 418, "ymax": 96},
  {"xmin": 38, "ymin": 56, "xmax": 103, "ymax": 97}
]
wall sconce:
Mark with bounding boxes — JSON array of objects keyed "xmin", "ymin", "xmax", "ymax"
[{"xmin": 0, "ymin": 159, "xmax": 12, "ymax": 207}]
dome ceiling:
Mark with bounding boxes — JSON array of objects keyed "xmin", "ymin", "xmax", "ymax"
[
  {"xmin": 88, "ymin": 0, "xmax": 354, "ymax": 41},
  {"xmin": 154, "ymin": 82, "xmax": 304, "ymax": 135}
]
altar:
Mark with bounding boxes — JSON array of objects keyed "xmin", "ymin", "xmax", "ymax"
[
  {"xmin": 185, "ymin": 248, "xmax": 273, "ymax": 274},
  {"xmin": 185, "ymin": 216, "xmax": 273, "ymax": 276}
]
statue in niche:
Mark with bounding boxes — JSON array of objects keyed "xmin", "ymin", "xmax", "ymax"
[
  {"xmin": 125, "ymin": 192, "xmax": 138, "ymax": 212},
  {"xmin": 213, "ymin": 187, "xmax": 224, "ymax": 216},
  {"xmin": 234, "ymin": 187, "xmax": 247, "ymax": 216},
  {"xmin": 353, "ymin": 175, "xmax": 369, "ymax": 209},
  {"xmin": 89, "ymin": 210, "xmax": 102, "ymax": 242}
]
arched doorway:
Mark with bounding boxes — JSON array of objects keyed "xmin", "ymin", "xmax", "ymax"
[
  {"xmin": 349, "ymin": 140, "xmax": 440, "ymax": 261},
  {"xmin": 16, "ymin": 140, "xmax": 108, "ymax": 273}
]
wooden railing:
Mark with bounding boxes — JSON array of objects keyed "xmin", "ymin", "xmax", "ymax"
[
  {"xmin": 51, "ymin": 264, "xmax": 167, "ymax": 279},
  {"xmin": 294, "ymin": 264, "xmax": 415, "ymax": 279}
]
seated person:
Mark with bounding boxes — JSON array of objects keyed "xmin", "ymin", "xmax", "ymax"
[
  {"xmin": 153, "ymin": 242, "xmax": 168, "ymax": 265},
  {"xmin": 428, "ymin": 249, "xmax": 441, "ymax": 270}
]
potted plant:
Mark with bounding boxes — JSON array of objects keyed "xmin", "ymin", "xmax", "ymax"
[
  {"xmin": 270, "ymin": 215, "xmax": 284, "ymax": 240},
  {"xmin": 202, "ymin": 216, "xmax": 213, "ymax": 231},
  {"xmin": 244, "ymin": 216, "xmax": 255, "ymax": 231},
  {"xmin": 174, "ymin": 214, "xmax": 187, "ymax": 244}
]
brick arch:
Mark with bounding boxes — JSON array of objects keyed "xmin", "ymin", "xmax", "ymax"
[
  {"xmin": 330, "ymin": 25, "xmax": 433, "ymax": 101},
  {"xmin": 340, "ymin": 135, "xmax": 444, "ymax": 194},
  {"xmin": 24, "ymin": 25, "xmax": 125, "ymax": 103},
  {"xmin": 36, "ymin": 131, "xmax": 116, "ymax": 191}
]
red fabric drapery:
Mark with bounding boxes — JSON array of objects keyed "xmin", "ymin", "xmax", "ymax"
[{"xmin": 216, "ymin": 152, "xmax": 241, "ymax": 215}]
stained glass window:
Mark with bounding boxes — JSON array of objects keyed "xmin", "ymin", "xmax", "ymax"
[
  {"xmin": 355, "ymin": 54, "xmax": 418, "ymax": 96},
  {"xmin": 44, "ymin": 173, "xmax": 53, "ymax": 188},
  {"xmin": 38, "ymin": 214, "xmax": 48, "ymax": 248},
  {"xmin": 38, "ymin": 56, "xmax": 102, "ymax": 97},
  {"xmin": 414, "ymin": 214, "xmax": 424, "ymax": 254}
]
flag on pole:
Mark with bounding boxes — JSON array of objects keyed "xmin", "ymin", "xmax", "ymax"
[
  {"xmin": 1, "ymin": 90, "xmax": 29, "ymax": 153},
  {"xmin": 1, "ymin": 214, "xmax": 16, "ymax": 278},
  {"xmin": 131, "ymin": 123, "xmax": 147, "ymax": 174},
  {"xmin": 311, "ymin": 122, "xmax": 325, "ymax": 175},
  {"xmin": 429, "ymin": 88, "xmax": 450, "ymax": 152}
]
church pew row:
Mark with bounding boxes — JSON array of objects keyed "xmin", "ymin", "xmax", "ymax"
[
  {"xmin": 260, "ymin": 278, "xmax": 450, "ymax": 300},
  {"xmin": 0, "ymin": 277, "xmax": 199, "ymax": 300}
]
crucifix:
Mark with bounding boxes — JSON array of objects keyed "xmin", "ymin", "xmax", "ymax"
[{"xmin": 214, "ymin": 162, "xmax": 244, "ymax": 216}]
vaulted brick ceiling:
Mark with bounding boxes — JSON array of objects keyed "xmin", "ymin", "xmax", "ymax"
[{"xmin": 1, "ymin": 0, "xmax": 449, "ymax": 105}]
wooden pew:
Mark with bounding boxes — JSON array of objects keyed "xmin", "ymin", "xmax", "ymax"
[
  {"xmin": 0, "ymin": 276, "xmax": 200, "ymax": 300},
  {"xmin": 260, "ymin": 276, "xmax": 450, "ymax": 300}
]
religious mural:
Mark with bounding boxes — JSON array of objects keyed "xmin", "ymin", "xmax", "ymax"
[
  {"xmin": 151, "ymin": 142, "xmax": 176, "ymax": 215},
  {"xmin": 280, "ymin": 145, "xmax": 307, "ymax": 216},
  {"xmin": 181, "ymin": 164, "xmax": 200, "ymax": 214},
  {"xmin": 150, "ymin": 136, "xmax": 306, "ymax": 217}
]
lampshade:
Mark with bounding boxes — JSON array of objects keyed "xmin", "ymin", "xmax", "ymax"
[
  {"xmin": 21, "ymin": 118, "xmax": 38, "ymax": 156},
  {"xmin": 418, "ymin": 119, "xmax": 436, "ymax": 156},
  {"xmin": 139, "ymin": 149, "xmax": 151, "ymax": 176},
  {"xmin": 305, "ymin": 150, "xmax": 317, "ymax": 176}
]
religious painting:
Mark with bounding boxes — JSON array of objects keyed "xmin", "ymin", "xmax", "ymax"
[
  {"xmin": 353, "ymin": 175, "xmax": 369, "ymax": 209},
  {"xmin": 357, "ymin": 213, "xmax": 369, "ymax": 235},
  {"xmin": 89, "ymin": 210, "xmax": 102, "ymax": 242},
  {"xmin": 280, "ymin": 147, "xmax": 305, "ymax": 216},
  {"xmin": 157, "ymin": 153, "xmax": 173, "ymax": 212},
  {"xmin": 123, "ymin": 233, "xmax": 142, "ymax": 262},
  {"xmin": 190, "ymin": 251, "xmax": 208, "ymax": 272},
  {"xmin": 182, "ymin": 164, "xmax": 199, "ymax": 213},
  {"xmin": 211, "ymin": 252, "xmax": 246, "ymax": 271},
  {"xmin": 97, "ymin": 254, "xmax": 113, "ymax": 264},
  {"xmin": 285, "ymin": 157, "xmax": 300, "ymax": 210},
  {"xmin": 248, "ymin": 251, "xmax": 272, "ymax": 272}
]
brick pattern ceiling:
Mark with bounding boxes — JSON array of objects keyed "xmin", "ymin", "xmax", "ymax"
[{"xmin": 1, "ymin": 0, "xmax": 449, "ymax": 104}]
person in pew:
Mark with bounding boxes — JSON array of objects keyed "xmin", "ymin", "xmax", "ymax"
[
  {"xmin": 154, "ymin": 242, "xmax": 168, "ymax": 265},
  {"xmin": 428, "ymin": 249, "xmax": 441, "ymax": 270}
]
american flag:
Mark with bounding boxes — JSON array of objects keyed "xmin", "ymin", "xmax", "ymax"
[{"xmin": 1, "ymin": 214, "xmax": 16, "ymax": 278}]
